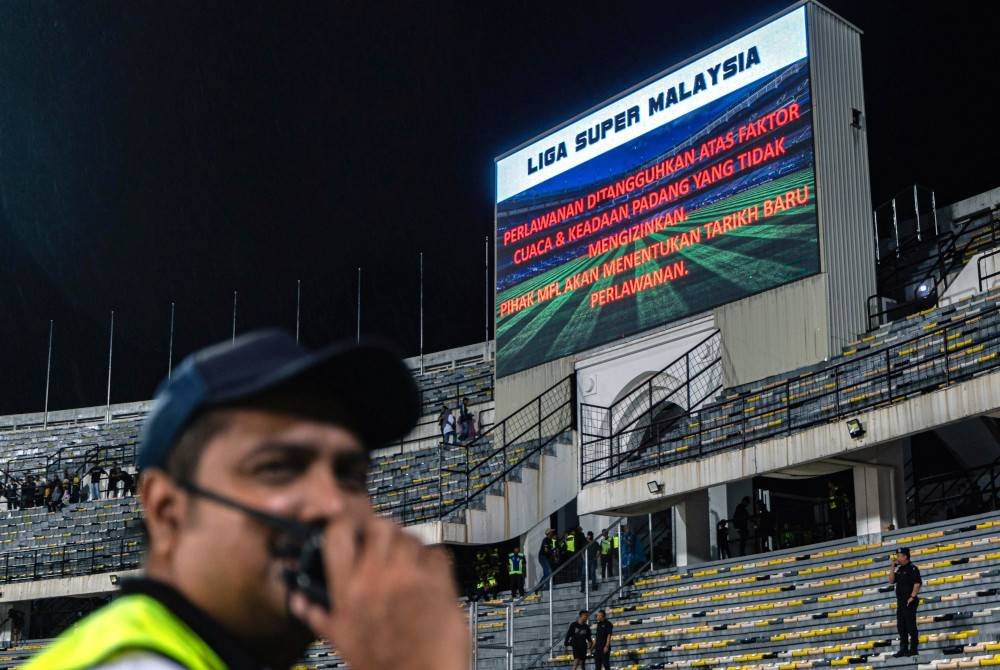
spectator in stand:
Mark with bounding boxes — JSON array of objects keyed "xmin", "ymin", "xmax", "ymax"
[
  {"xmin": 438, "ymin": 405, "xmax": 456, "ymax": 444},
  {"xmin": 584, "ymin": 531, "xmax": 599, "ymax": 592},
  {"xmin": 119, "ymin": 469, "xmax": 136, "ymax": 497},
  {"xmin": 458, "ymin": 397, "xmax": 476, "ymax": 442},
  {"xmin": 4, "ymin": 479, "xmax": 18, "ymax": 511},
  {"xmin": 20, "ymin": 476, "xmax": 35, "ymax": 509},
  {"xmin": 755, "ymin": 500, "xmax": 774, "ymax": 552},
  {"xmin": 33, "ymin": 475, "xmax": 44, "ymax": 507},
  {"xmin": 564, "ymin": 610, "xmax": 591, "ymax": 670},
  {"xmin": 87, "ymin": 463, "xmax": 106, "ymax": 501},
  {"xmin": 598, "ymin": 529, "xmax": 614, "ymax": 580},
  {"xmin": 592, "ymin": 609, "xmax": 613, "ymax": 670},
  {"xmin": 9, "ymin": 608, "xmax": 23, "ymax": 647},
  {"xmin": 538, "ymin": 528, "xmax": 556, "ymax": 583},
  {"xmin": 70, "ymin": 471, "xmax": 81, "ymax": 503},
  {"xmin": 716, "ymin": 519, "xmax": 730, "ymax": 559},
  {"xmin": 48, "ymin": 476, "xmax": 63, "ymax": 512},
  {"xmin": 42, "ymin": 477, "xmax": 53, "ymax": 510},
  {"xmin": 733, "ymin": 496, "xmax": 751, "ymax": 555}
]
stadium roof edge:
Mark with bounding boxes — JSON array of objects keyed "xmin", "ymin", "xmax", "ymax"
[{"xmin": 494, "ymin": 0, "xmax": 861, "ymax": 163}]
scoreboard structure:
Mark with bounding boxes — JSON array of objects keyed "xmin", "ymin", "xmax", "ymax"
[{"xmin": 494, "ymin": 2, "xmax": 875, "ymax": 386}]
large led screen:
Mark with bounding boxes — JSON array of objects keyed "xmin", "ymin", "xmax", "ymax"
[{"xmin": 495, "ymin": 7, "xmax": 818, "ymax": 377}]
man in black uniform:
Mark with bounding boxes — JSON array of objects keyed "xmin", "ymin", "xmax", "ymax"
[
  {"xmin": 564, "ymin": 609, "xmax": 591, "ymax": 670},
  {"xmin": 889, "ymin": 546, "xmax": 922, "ymax": 657},
  {"xmin": 592, "ymin": 609, "xmax": 613, "ymax": 670}
]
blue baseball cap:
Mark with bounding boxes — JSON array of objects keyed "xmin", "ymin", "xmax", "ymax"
[{"xmin": 138, "ymin": 329, "xmax": 420, "ymax": 470}]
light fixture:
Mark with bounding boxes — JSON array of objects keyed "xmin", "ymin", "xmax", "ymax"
[
  {"xmin": 846, "ymin": 419, "xmax": 865, "ymax": 439},
  {"xmin": 915, "ymin": 282, "xmax": 932, "ymax": 299},
  {"xmin": 109, "ymin": 574, "xmax": 119, "ymax": 585},
  {"xmin": 647, "ymin": 480, "xmax": 663, "ymax": 494}
]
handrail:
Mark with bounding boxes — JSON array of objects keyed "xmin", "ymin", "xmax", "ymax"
[
  {"xmin": 584, "ymin": 294, "xmax": 1000, "ymax": 485},
  {"xmin": 371, "ymin": 374, "xmax": 574, "ymax": 525},
  {"xmin": 0, "ymin": 526, "xmax": 143, "ymax": 585},
  {"xmin": 979, "ymin": 247, "xmax": 1000, "ymax": 292},
  {"xmin": 519, "ymin": 518, "xmax": 672, "ymax": 670},
  {"xmin": 605, "ymin": 330, "xmax": 719, "ymax": 438},
  {"xmin": 580, "ymin": 332, "xmax": 722, "ymax": 485},
  {"xmin": 869, "ymin": 207, "xmax": 999, "ymax": 329}
]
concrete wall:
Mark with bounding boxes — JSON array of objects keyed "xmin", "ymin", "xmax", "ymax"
[
  {"xmin": 942, "ymin": 248, "xmax": 1000, "ymax": 305},
  {"xmin": 578, "ymin": 368, "xmax": 1000, "ymax": 516},
  {"xmin": 406, "ymin": 436, "xmax": 579, "ymax": 549},
  {"xmin": 0, "ymin": 569, "xmax": 138, "ymax": 603},
  {"xmin": 713, "ymin": 274, "xmax": 830, "ymax": 386},
  {"xmin": 807, "ymin": 2, "xmax": 876, "ymax": 354},
  {"xmin": 575, "ymin": 315, "xmax": 716, "ymax": 409}
]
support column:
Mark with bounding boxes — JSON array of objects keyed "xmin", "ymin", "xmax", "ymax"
[
  {"xmin": 672, "ymin": 489, "xmax": 711, "ymax": 567},
  {"xmin": 853, "ymin": 460, "xmax": 898, "ymax": 543}
]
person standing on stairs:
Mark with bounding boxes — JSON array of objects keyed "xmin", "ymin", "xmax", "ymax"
[{"xmin": 890, "ymin": 546, "xmax": 922, "ymax": 658}]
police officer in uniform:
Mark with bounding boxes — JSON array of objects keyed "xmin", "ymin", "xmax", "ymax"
[
  {"xmin": 24, "ymin": 330, "xmax": 469, "ymax": 670},
  {"xmin": 507, "ymin": 547, "xmax": 526, "ymax": 598},
  {"xmin": 889, "ymin": 546, "xmax": 923, "ymax": 657}
]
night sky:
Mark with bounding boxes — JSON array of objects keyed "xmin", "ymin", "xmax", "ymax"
[{"xmin": 0, "ymin": 1, "xmax": 995, "ymax": 415}]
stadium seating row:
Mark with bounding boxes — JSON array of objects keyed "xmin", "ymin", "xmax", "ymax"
[
  {"xmin": 592, "ymin": 285, "xmax": 1000, "ymax": 482},
  {"xmin": 472, "ymin": 512, "xmax": 1000, "ymax": 670}
]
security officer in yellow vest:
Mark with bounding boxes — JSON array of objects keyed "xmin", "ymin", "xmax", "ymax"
[
  {"xmin": 598, "ymin": 529, "xmax": 614, "ymax": 580},
  {"xmin": 507, "ymin": 547, "xmax": 526, "ymax": 598},
  {"xmin": 25, "ymin": 330, "xmax": 469, "ymax": 670}
]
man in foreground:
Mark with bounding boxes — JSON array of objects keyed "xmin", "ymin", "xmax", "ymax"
[
  {"xmin": 889, "ymin": 546, "xmax": 922, "ymax": 658},
  {"xmin": 26, "ymin": 330, "xmax": 469, "ymax": 670}
]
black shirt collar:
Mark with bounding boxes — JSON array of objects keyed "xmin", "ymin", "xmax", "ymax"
[{"xmin": 120, "ymin": 577, "xmax": 268, "ymax": 670}]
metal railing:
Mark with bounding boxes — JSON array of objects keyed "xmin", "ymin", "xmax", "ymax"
[
  {"xmin": 583, "ymin": 299, "xmax": 1000, "ymax": 485},
  {"xmin": 581, "ymin": 332, "xmax": 721, "ymax": 485},
  {"xmin": 908, "ymin": 457, "xmax": 1000, "ymax": 525},
  {"xmin": 374, "ymin": 375, "xmax": 575, "ymax": 525},
  {"xmin": 516, "ymin": 517, "xmax": 673, "ymax": 670},
  {"xmin": 417, "ymin": 371, "xmax": 494, "ymax": 413},
  {"xmin": 0, "ymin": 532, "xmax": 143, "ymax": 585},
  {"xmin": 979, "ymin": 247, "xmax": 1000, "ymax": 292},
  {"xmin": 868, "ymin": 206, "xmax": 999, "ymax": 330}
]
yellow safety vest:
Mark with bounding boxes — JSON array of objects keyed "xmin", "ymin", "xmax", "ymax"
[
  {"xmin": 23, "ymin": 593, "xmax": 228, "ymax": 670},
  {"xmin": 565, "ymin": 535, "xmax": 575, "ymax": 552},
  {"xmin": 600, "ymin": 538, "xmax": 612, "ymax": 555}
]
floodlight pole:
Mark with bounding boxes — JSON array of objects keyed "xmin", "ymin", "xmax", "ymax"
[
  {"xmin": 105, "ymin": 310, "xmax": 115, "ymax": 423},
  {"xmin": 167, "ymin": 302, "xmax": 175, "ymax": 380},
  {"xmin": 43, "ymin": 320, "xmax": 53, "ymax": 427},
  {"xmin": 913, "ymin": 184, "xmax": 921, "ymax": 242},
  {"xmin": 419, "ymin": 252, "xmax": 424, "ymax": 374},
  {"xmin": 485, "ymin": 235, "xmax": 490, "ymax": 359},
  {"xmin": 231, "ymin": 290, "xmax": 238, "ymax": 344}
]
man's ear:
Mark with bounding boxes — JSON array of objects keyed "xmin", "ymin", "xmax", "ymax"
[{"xmin": 139, "ymin": 469, "xmax": 186, "ymax": 564}]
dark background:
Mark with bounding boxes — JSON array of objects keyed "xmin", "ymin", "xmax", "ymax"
[{"xmin": 0, "ymin": 1, "xmax": 995, "ymax": 414}]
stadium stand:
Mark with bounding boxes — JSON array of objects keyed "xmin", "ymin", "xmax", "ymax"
[
  {"xmin": 582, "ymin": 285, "xmax": 1000, "ymax": 484},
  {"xmin": 474, "ymin": 511, "xmax": 1000, "ymax": 670}
]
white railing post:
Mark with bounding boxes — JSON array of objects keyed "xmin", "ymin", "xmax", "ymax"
[
  {"xmin": 506, "ymin": 602, "xmax": 514, "ymax": 670},
  {"xmin": 548, "ymin": 578, "xmax": 554, "ymax": 660}
]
